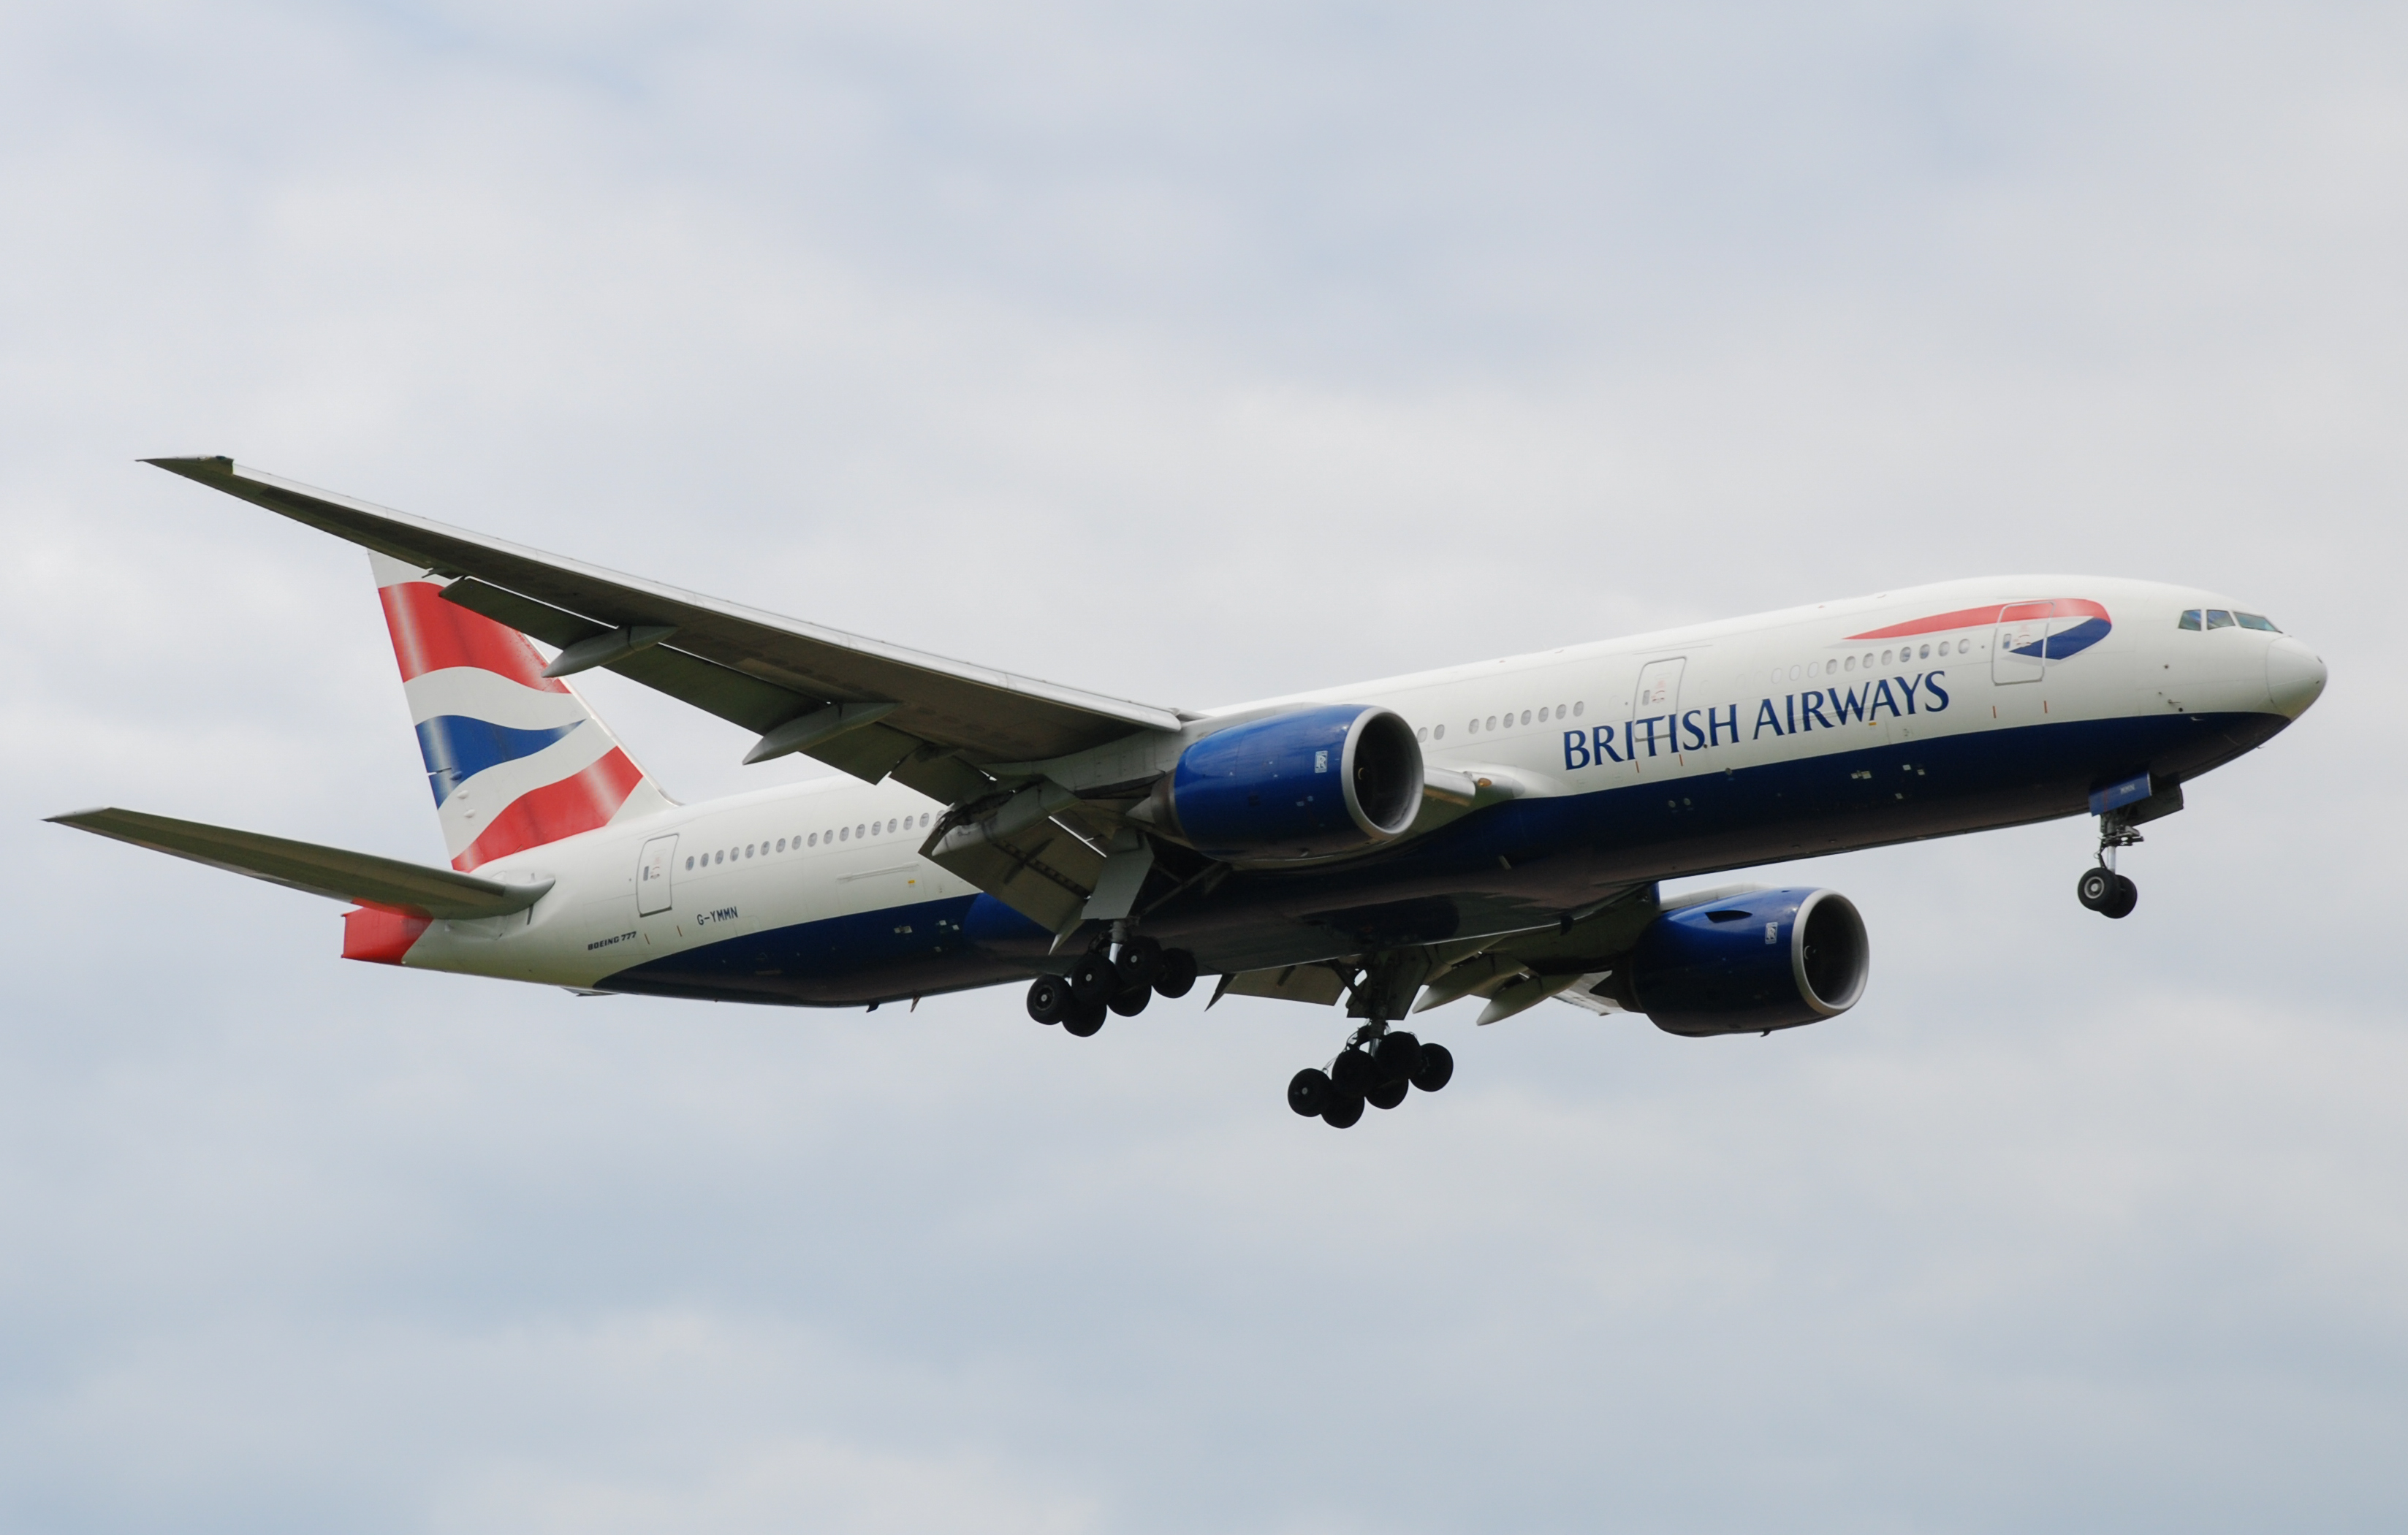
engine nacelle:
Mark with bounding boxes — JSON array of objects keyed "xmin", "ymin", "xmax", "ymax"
[
  {"xmin": 1630, "ymin": 887, "xmax": 1869, "ymax": 1036},
  {"xmin": 1159, "ymin": 704, "xmax": 1424, "ymax": 861}
]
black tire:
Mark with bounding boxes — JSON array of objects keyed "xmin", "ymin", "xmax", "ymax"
[
  {"xmin": 1329, "ymin": 1048, "xmax": 1373, "ymax": 1094},
  {"xmin": 1367, "ymin": 1078, "xmax": 1409, "ymax": 1111},
  {"xmin": 1410, "ymin": 1041, "xmax": 1454, "ymax": 1093},
  {"xmin": 1153, "ymin": 948, "xmax": 1199, "ymax": 999},
  {"xmin": 1068, "ymin": 952, "xmax": 1117, "ymax": 1006},
  {"xmin": 1322, "ymin": 1092, "xmax": 1364, "ymax": 1129},
  {"xmin": 1026, "ymin": 975, "xmax": 1070, "ymax": 1025},
  {"xmin": 1062, "ymin": 999, "xmax": 1106, "ymax": 1037},
  {"xmin": 2101, "ymin": 873, "xmax": 2138, "ymax": 920},
  {"xmin": 1108, "ymin": 984, "xmax": 1152, "ymax": 1018},
  {"xmin": 1372, "ymin": 1031, "xmax": 1421, "ymax": 1088},
  {"xmin": 1288, "ymin": 1068, "xmax": 1331, "ymax": 1117},
  {"xmin": 2076, "ymin": 866, "xmax": 2113, "ymax": 911},
  {"xmin": 1114, "ymin": 937, "xmax": 1163, "ymax": 991}
]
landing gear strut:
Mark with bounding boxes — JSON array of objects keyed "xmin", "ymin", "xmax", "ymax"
[
  {"xmin": 2077, "ymin": 809, "xmax": 2141, "ymax": 920},
  {"xmin": 1287, "ymin": 1021, "xmax": 1454, "ymax": 1130},
  {"xmin": 1026, "ymin": 937, "xmax": 1199, "ymax": 1037}
]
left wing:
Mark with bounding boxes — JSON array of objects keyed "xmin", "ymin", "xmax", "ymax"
[
  {"xmin": 148, "ymin": 456, "xmax": 1185, "ymax": 801},
  {"xmin": 48, "ymin": 807, "xmax": 552, "ymax": 919}
]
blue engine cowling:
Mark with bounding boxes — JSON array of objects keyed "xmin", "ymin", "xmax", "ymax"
[
  {"xmin": 1163, "ymin": 704, "xmax": 1424, "ymax": 861},
  {"xmin": 1630, "ymin": 888, "xmax": 1870, "ymax": 1036}
]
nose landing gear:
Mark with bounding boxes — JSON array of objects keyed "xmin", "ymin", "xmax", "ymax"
[
  {"xmin": 2077, "ymin": 807, "xmax": 2143, "ymax": 920},
  {"xmin": 2075, "ymin": 864, "xmax": 2138, "ymax": 919}
]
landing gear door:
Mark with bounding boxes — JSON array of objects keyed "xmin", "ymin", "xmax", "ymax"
[
  {"xmin": 1993, "ymin": 602, "xmax": 2050, "ymax": 685},
  {"xmin": 1630, "ymin": 656, "xmax": 1686, "ymax": 765},
  {"xmin": 637, "ymin": 834, "xmax": 677, "ymax": 917}
]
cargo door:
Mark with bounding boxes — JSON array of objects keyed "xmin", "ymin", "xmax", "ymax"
[{"xmin": 637, "ymin": 834, "xmax": 677, "ymax": 916}]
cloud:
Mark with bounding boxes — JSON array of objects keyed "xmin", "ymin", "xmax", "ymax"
[{"xmin": 3, "ymin": 1, "xmax": 2404, "ymax": 1531}]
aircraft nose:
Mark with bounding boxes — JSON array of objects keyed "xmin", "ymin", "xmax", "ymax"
[{"xmin": 2265, "ymin": 636, "xmax": 2328, "ymax": 718}]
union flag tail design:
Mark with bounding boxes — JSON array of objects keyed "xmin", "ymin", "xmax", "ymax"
[{"xmin": 369, "ymin": 552, "xmax": 673, "ymax": 870}]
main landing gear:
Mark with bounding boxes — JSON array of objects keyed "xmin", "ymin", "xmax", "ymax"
[
  {"xmin": 1285, "ymin": 1024, "xmax": 1454, "ymax": 1130},
  {"xmin": 2076, "ymin": 808, "xmax": 2141, "ymax": 920},
  {"xmin": 1025, "ymin": 935, "xmax": 1199, "ymax": 1037}
]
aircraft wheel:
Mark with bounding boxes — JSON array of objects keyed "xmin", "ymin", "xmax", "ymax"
[
  {"xmin": 1329, "ymin": 1047, "xmax": 1374, "ymax": 1095},
  {"xmin": 1288, "ymin": 1068, "xmax": 1331, "ymax": 1117},
  {"xmin": 1410, "ymin": 1042, "xmax": 1454, "ymax": 1093},
  {"xmin": 1114, "ymin": 937, "xmax": 1163, "ymax": 990},
  {"xmin": 1371, "ymin": 1031, "xmax": 1421, "ymax": 1087},
  {"xmin": 1026, "ymin": 975, "xmax": 1070, "ymax": 1025},
  {"xmin": 1153, "ymin": 948, "xmax": 1199, "ymax": 999},
  {"xmin": 1366, "ymin": 1078, "xmax": 1409, "ymax": 1111},
  {"xmin": 2100, "ymin": 874, "xmax": 2138, "ymax": 920},
  {"xmin": 1062, "ymin": 999, "xmax": 1106, "ymax": 1037},
  {"xmin": 1322, "ymin": 1092, "xmax": 1365, "ymax": 1130},
  {"xmin": 2076, "ymin": 866, "xmax": 2113, "ymax": 911},
  {"xmin": 1108, "ymin": 983, "xmax": 1152, "ymax": 1018},
  {"xmin": 1068, "ymin": 952, "xmax": 1117, "ymax": 1006}
]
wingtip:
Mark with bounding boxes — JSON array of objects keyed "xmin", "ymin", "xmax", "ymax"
[
  {"xmin": 141, "ymin": 454, "xmax": 236, "ymax": 478},
  {"xmin": 44, "ymin": 807, "xmax": 113, "ymax": 828}
]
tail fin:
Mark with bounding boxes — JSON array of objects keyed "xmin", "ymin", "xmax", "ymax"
[{"xmin": 371, "ymin": 552, "xmax": 673, "ymax": 870}]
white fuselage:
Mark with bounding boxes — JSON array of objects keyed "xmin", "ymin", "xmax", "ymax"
[{"xmin": 407, "ymin": 575, "xmax": 2320, "ymax": 999}]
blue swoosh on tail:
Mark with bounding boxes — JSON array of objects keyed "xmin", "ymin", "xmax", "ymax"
[{"xmin": 414, "ymin": 716, "xmax": 583, "ymax": 804}]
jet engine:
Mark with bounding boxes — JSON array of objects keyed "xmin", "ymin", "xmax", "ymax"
[
  {"xmin": 1630, "ymin": 887, "xmax": 1869, "ymax": 1036},
  {"xmin": 1149, "ymin": 704, "xmax": 1423, "ymax": 861}
]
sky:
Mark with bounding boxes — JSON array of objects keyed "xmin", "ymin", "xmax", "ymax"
[{"xmin": 3, "ymin": 1, "xmax": 2405, "ymax": 1530}]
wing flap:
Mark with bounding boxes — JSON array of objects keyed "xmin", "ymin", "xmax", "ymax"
[{"xmin": 48, "ymin": 807, "xmax": 551, "ymax": 920}]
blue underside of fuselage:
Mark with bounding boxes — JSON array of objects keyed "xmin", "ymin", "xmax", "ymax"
[{"xmin": 595, "ymin": 709, "xmax": 2287, "ymax": 1008}]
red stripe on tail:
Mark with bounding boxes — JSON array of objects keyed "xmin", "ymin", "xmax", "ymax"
[
  {"xmin": 379, "ymin": 580, "xmax": 567, "ymax": 690},
  {"xmin": 453, "ymin": 747, "xmax": 645, "ymax": 870}
]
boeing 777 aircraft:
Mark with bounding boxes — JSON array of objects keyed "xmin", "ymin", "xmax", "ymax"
[{"xmin": 53, "ymin": 458, "xmax": 2328, "ymax": 1127}]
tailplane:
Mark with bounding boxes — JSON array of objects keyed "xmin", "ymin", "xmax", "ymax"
[{"xmin": 371, "ymin": 552, "xmax": 672, "ymax": 869}]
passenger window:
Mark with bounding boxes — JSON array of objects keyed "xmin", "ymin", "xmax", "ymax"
[
  {"xmin": 2237, "ymin": 612, "xmax": 2281, "ymax": 632},
  {"xmin": 684, "ymin": 856, "xmax": 694, "ymax": 870},
  {"xmin": 1844, "ymin": 656, "xmax": 1856, "ymax": 671},
  {"xmin": 2206, "ymin": 609, "xmax": 2236, "ymax": 629},
  {"xmin": 1417, "ymin": 726, "xmax": 1428, "ymax": 742},
  {"xmin": 1434, "ymin": 723, "xmax": 1446, "ymax": 739},
  {"xmin": 1918, "ymin": 644, "xmax": 1930, "ymax": 659},
  {"xmin": 1573, "ymin": 701, "xmax": 1584, "ymax": 717},
  {"xmin": 2179, "ymin": 609, "xmax": 2202, "ymax": 631}
]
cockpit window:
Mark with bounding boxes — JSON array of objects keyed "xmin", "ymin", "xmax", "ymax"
[
  {"xmin": 2178, "ymin": 609, "xmax": 2203, "ymax": 631},
  {"xmin": 2205, "ymin": 609, "xmax": 2236, "ymax": 629},
  {"xmin": 2237, "ymin": 612, "xmax": 2282, "ymax": 632}
]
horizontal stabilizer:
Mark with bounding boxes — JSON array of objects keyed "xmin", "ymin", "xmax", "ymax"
[{"xmin": 45, "ymin": 807, "xmax": 552, "ymax": 919}]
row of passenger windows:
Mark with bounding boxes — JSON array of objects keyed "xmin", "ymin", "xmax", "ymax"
[
  {"xmin": 684, "ymin": 811, "xmax": 934, "ymax": 871},
  {"xmin": 1413, "ymin": 701, "xmax": 1587, "ymax": 744},
  {"xmin": 1776, "ymin": 639, "xmax": 1966, "ymax": 684},
  {"xmin": 2179, "ymin": 609, "xmax": 2281, "ymax": 632}
]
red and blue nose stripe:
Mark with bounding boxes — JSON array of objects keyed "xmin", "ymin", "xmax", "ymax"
[{"xmin": 1848, "ymin": 598, "xmax": 2111, "ymax": 660}]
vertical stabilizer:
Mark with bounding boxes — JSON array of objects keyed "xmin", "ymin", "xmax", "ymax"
[{"xmin": 370, "ymin": 552, "xmax": 673, "ymax": 870}]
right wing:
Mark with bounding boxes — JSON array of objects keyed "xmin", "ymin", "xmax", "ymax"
[
  {"xmin": 48, "ymin": 807, "xmax": 552, "ymax": 919},
  {"xmin": 148, "ymin": 456, "xmax": 1185, "ymax": 802}
]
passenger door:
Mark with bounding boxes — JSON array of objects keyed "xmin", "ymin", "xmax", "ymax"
[
  {"xmin": 637, "ymin": 834, "xmax": 677, "ymax": 917},
  {"xmin": 1993, "ymin": 602, "xmax": 2048, "ymax": 685},
  {"xmin": 1630, "ymin": 656, "xmax": 1686, "ymax": 767}
]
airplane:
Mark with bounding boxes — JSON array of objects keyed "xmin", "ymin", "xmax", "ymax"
[{"xmin": 50, "ymin": 457, "xmax": 2328, "ymax": 1128}]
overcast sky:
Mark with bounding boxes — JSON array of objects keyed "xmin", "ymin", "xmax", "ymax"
[{"xmin": 4, "ymin": 1, "xmax": 2405, "ymax": 1530}]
